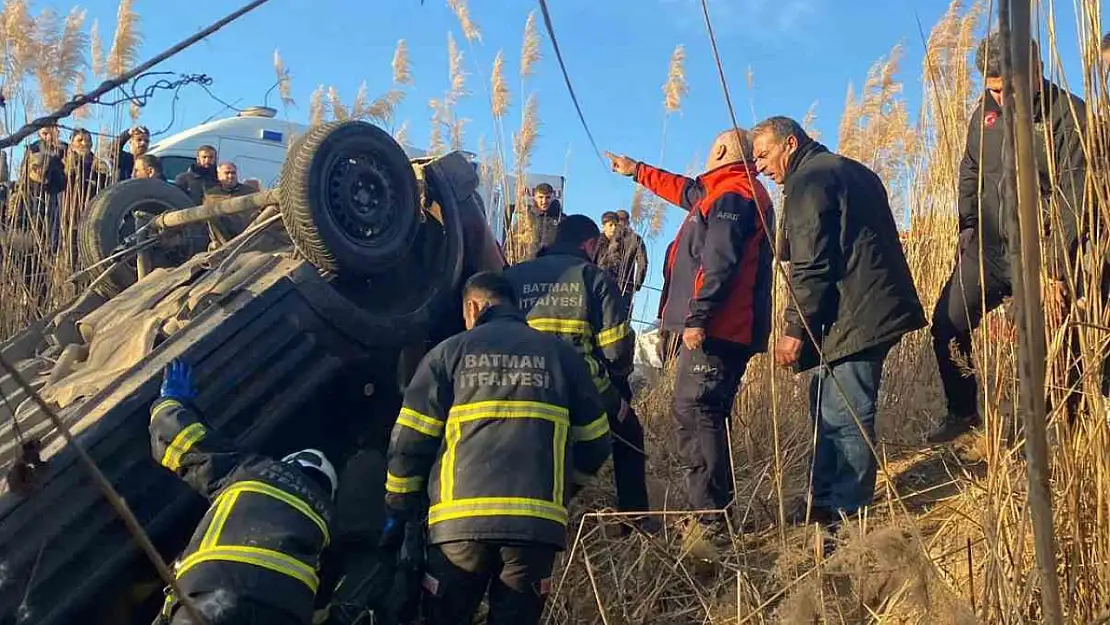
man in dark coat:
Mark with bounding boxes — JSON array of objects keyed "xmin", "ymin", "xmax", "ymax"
[
  {"xmin": 752, "ymin": 116, "xmax": 926, "ymax": 526},
  {"xmin": 929, "ymin": 34, "xmax": 1087, "ymax": 442},
  {"xmin": 516, "ymin": 182, "xmax": 563, "ymax": 260},
  {"xmin": 596, "ymin": 210, "xmax": 649, "ymax": 319},
  {"xmin": 607, "ymin": 128, "xmax": 774, "ymax": 546},
  {"xmin": 175, "ymin": 144, "xmax": 219, "ymax": 204},
  {"xmin": 204, "ymin": 161, "xmax": 258, "ymax": 247}
]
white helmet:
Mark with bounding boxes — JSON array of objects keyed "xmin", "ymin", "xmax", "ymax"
[{"xmin": 282, "ymin": 449, "xmax": 338, "ymax": 500}]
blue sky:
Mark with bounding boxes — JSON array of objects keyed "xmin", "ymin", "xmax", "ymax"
[{"xmin": 24, "ymin": 0, "xmax": 1109, "ymax": 324}]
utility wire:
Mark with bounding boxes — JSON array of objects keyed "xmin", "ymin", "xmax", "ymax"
[
  {"xmin": 0, "ymin": 0, "xmax": 275, "ymax": 150},
  {"xmin": 535, "ymin": 0, "xmax": 607, "ymax": 169}
]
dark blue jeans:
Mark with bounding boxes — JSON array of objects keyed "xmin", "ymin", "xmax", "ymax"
[{"xmin": 808, "ymin": 345, "xmax": 890, "ymax": 515}]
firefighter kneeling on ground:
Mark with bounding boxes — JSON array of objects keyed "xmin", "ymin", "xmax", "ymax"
[
  {"xmin": 382, "ymin": 271, "xmax": 612, "ymax": 625},
  {"xmin": 150, "ymin": 359, "xmax": 337, "ymax": 625}
]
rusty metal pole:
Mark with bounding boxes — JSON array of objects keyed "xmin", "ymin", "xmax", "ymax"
[{"xmin": 997, "ymin": 1, "xmax": 1065, "ymax": 622}]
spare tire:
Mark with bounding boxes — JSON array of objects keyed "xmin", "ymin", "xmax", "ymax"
[
  {"xmin": 279, "ymin": 121, "xmax": 419, "ymax": 278},
  {"xmin": 78, "ymin": 179, "xmax": 206, "ymax": 297}
]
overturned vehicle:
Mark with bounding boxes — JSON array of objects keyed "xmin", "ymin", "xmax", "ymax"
[{"xmin": 0, "ymin": 121, "xmax": 506, "ymax": 624}]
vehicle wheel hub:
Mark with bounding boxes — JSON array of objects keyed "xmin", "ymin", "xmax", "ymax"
[{"xmin": 327, "ymin": 156, "xmax": 395, "ymax": 243}]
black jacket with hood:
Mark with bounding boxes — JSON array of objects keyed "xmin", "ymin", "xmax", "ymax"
[
  {"xmin": 782, "ymin": 141, "xmax": 927, "ymax": 371},
  {"xmin": 958, "ymin": 80, "xmax": 1086, "ymax": 279}
]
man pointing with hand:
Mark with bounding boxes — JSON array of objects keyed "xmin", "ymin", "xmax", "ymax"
[{"xmin": 606, "ymin": 128, "xmax": 774, "ymax": 547}]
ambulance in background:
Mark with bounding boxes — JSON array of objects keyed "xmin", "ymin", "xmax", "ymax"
[{"xmin": 148, "ymin": 105, "xmax": 566, "ymax": 241}]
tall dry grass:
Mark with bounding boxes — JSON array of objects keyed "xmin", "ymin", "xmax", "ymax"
[
  {"xmin": 548, "ymin": 1, "xmax": 1110, "ymax": 623},
  {"xmin": 1, "ymin": 0, "xmax": 143, "ymax": 340}
]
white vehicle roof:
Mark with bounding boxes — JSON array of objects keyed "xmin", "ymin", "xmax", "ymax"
[{"xmin": 149, "ymin": 106, "xmax": 566, "ymax": 238}]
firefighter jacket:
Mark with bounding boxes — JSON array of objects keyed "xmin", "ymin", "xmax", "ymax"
[
  {"xmin": 385, "ymin": 304, "xmax": 612, "ymax": 550},
  {"xmin": 502, "ymin": 244, "xmax": 635, "ymax": 395},
  {"xmin": 149, "ymin": 399, "xmax": 334, "ymax": 624},
  {"xmin": 635, "ymin": 162, "xmax": 774, "ymax": 349}
]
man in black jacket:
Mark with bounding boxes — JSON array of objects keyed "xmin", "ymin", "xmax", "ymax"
[
  {"xmin": 596, "ymin": 210, "xmax": 649, "ymax": 319},
  {"xmin": 503, "ymin": 215, "xmax": 651, "ymax": 530},
  {"xmin": 752, "ymin": 116, "xmax": 926, "ymax": 525},
  {"xmin": 515, "ymin": 182, "xmax": 564, "ymax": 260},
  {"xmin": 929, "ymin": 34, "xmax": 1086, "ymax": 442},
  {"xmin": 150, "ymin": 360, "xmax": 337, "ymax": 625},
  {"xmin": 383, "ymin": 271, "xmax": 610, "ymax": 625},
  {"xmin": 175, "ymin": 144, "xmax": 219, "ymax": 204}
]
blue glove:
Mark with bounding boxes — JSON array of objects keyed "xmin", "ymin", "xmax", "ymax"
[
  {"xmin": 160, "ymin": 359, "xmax": 197, "ymax": 402},
  {"xmin": 380, "ymin": 513, "xmax": 406, "ymax": 551}
]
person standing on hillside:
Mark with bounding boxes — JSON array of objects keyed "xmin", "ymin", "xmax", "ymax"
[
  {"xmin": 503, "ymin": 216, "xmax": 652, "ymax": 532},
  {"xmin": 382, "ymin": 272, "xmax": 611, "ymax": 625},
  {"xmin": 751, "ymin": 116, "xmax": 926, "ymax": 528},
  {"xmin": 929, "ymin": 34, "xmax": 1086, "ymax": 443},
  {"xmin": 606, "ymin": 127, "xmax": 774, "ymax": 548},
  {"xmin": 596, "ymin": 211, "xmax": 649, "ymax": 319}
]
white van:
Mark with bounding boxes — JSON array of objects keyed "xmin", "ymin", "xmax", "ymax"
[{"xmin": 148, "ymin": 106, "xmax": 566, "ymax": 235}]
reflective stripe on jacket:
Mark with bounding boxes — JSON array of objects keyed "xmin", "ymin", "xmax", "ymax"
[
  {"xmin": 502, "ymin": 244, "xmax": 634, "ymax": 393},
  {"xmin": 150, "ymin": 399, "xmax": 334, "ymax": 623},
  {"xmin": 385, "ymin": 305, "xmax": 611, "ymax": 549}
]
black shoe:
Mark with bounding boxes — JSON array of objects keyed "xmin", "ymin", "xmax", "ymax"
[
  {"xmin": 927, "ymin": 413, "xmax": 982, "ymax": 444},
  {"xmin": 785, "ymin": 501, "xmax": 838, "ymax": 527}
]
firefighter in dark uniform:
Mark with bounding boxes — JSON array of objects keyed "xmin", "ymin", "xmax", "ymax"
[
  {"xmin": 150, "ymin": 359, "xmax": 337, "ymax": 625},
  {"xmin": 382, "ymin": 271, "xmax": 611, "ymax": 625},
  {"xmin": 503, "ymin": 215, "xmax": 652, "ymax": 530}
]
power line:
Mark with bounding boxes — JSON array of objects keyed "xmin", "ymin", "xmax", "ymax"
[{"xmin": 0, "ymin": 0, "xmax": 276, "ymax": 150}]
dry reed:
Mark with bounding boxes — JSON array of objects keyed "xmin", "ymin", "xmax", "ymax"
[
  {"xmin": 273, "ymin": 48, "xmax": 294, "ymax": 108},
  {"xmin": 490, "ymin": 50, "xmax": 510, "ymax": 119},
  {"xmin": 308, "ymin": 85, "xmax": 324, "ymax": 126},
  {"xmin": 520, "ymin": 10, "xmax": 541, "ymax": 80},
  {"xmin": 446, "ymin": 0, "xmax": 481, "ymax": 44},
  {"xmin": 392, "ymin": 39, "xmax": 412, "ymax": 86},
  {"xmin": 663, "ymin": 44, "xmax": 688, "ymax": 114},
  {"xmin": 88, "ymin": 18, "xmax": 104, "ymax": 77},
  {"xmin": 106, "ymin": 0, "xmax": 139, "ymax": 78}
]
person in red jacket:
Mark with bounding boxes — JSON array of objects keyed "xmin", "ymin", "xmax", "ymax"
[{"xmin": 605, "ymin": 128, "xmax": 774, "ymax": 546}]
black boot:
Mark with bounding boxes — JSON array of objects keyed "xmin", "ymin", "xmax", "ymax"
[{"xmin": 927, "ymin": 413, "xmax": 982, "ymax": 444}]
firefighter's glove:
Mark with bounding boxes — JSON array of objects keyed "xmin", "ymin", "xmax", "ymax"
[
  {"xmin": 160, "ymin": 359, "xmax": 197, "ymax": 403},
  {"xmin": 379, "ymin": 514, "xmax": 406, "ymax": 552}
]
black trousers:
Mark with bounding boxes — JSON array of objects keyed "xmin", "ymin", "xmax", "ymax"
[
  {"xmin": 422, "ymin": 541, "xmax": 557, "ymax": 625},
  {"xmin": 933, "ymin": 246, "xmax": 1095, "ymax": 420},
  {"xmin": 169, "ymin": 596, "xmax": 301, "ymax": 625},
  {"xmin": 602, "ymin": 383, "xmax": 650, "ymax": 512},
  {"xmin": 931, "ymin": 249, "xmax": 1013, "ymax": 419},
  {"xmin": 672, "ymin": 338, "xmax": 752, "ymax": 512}
]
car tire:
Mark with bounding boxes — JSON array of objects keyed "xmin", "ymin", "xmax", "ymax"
[
  {"xmin": 279, "ymin": 121, "xmax": 419, "ymax": 278},
  {"xmin": 78, "ymin": 179, "xmax": 205, "ymax": 297}
]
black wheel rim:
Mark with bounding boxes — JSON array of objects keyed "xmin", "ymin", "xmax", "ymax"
[{"xmin": 323, "ymin": 153, "xmax": 401, "ymax": 246}]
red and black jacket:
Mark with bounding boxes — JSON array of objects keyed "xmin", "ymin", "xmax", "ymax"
[{"xmin": 635, "ymin": 162, "xmax": 774, "ymax": 350}]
